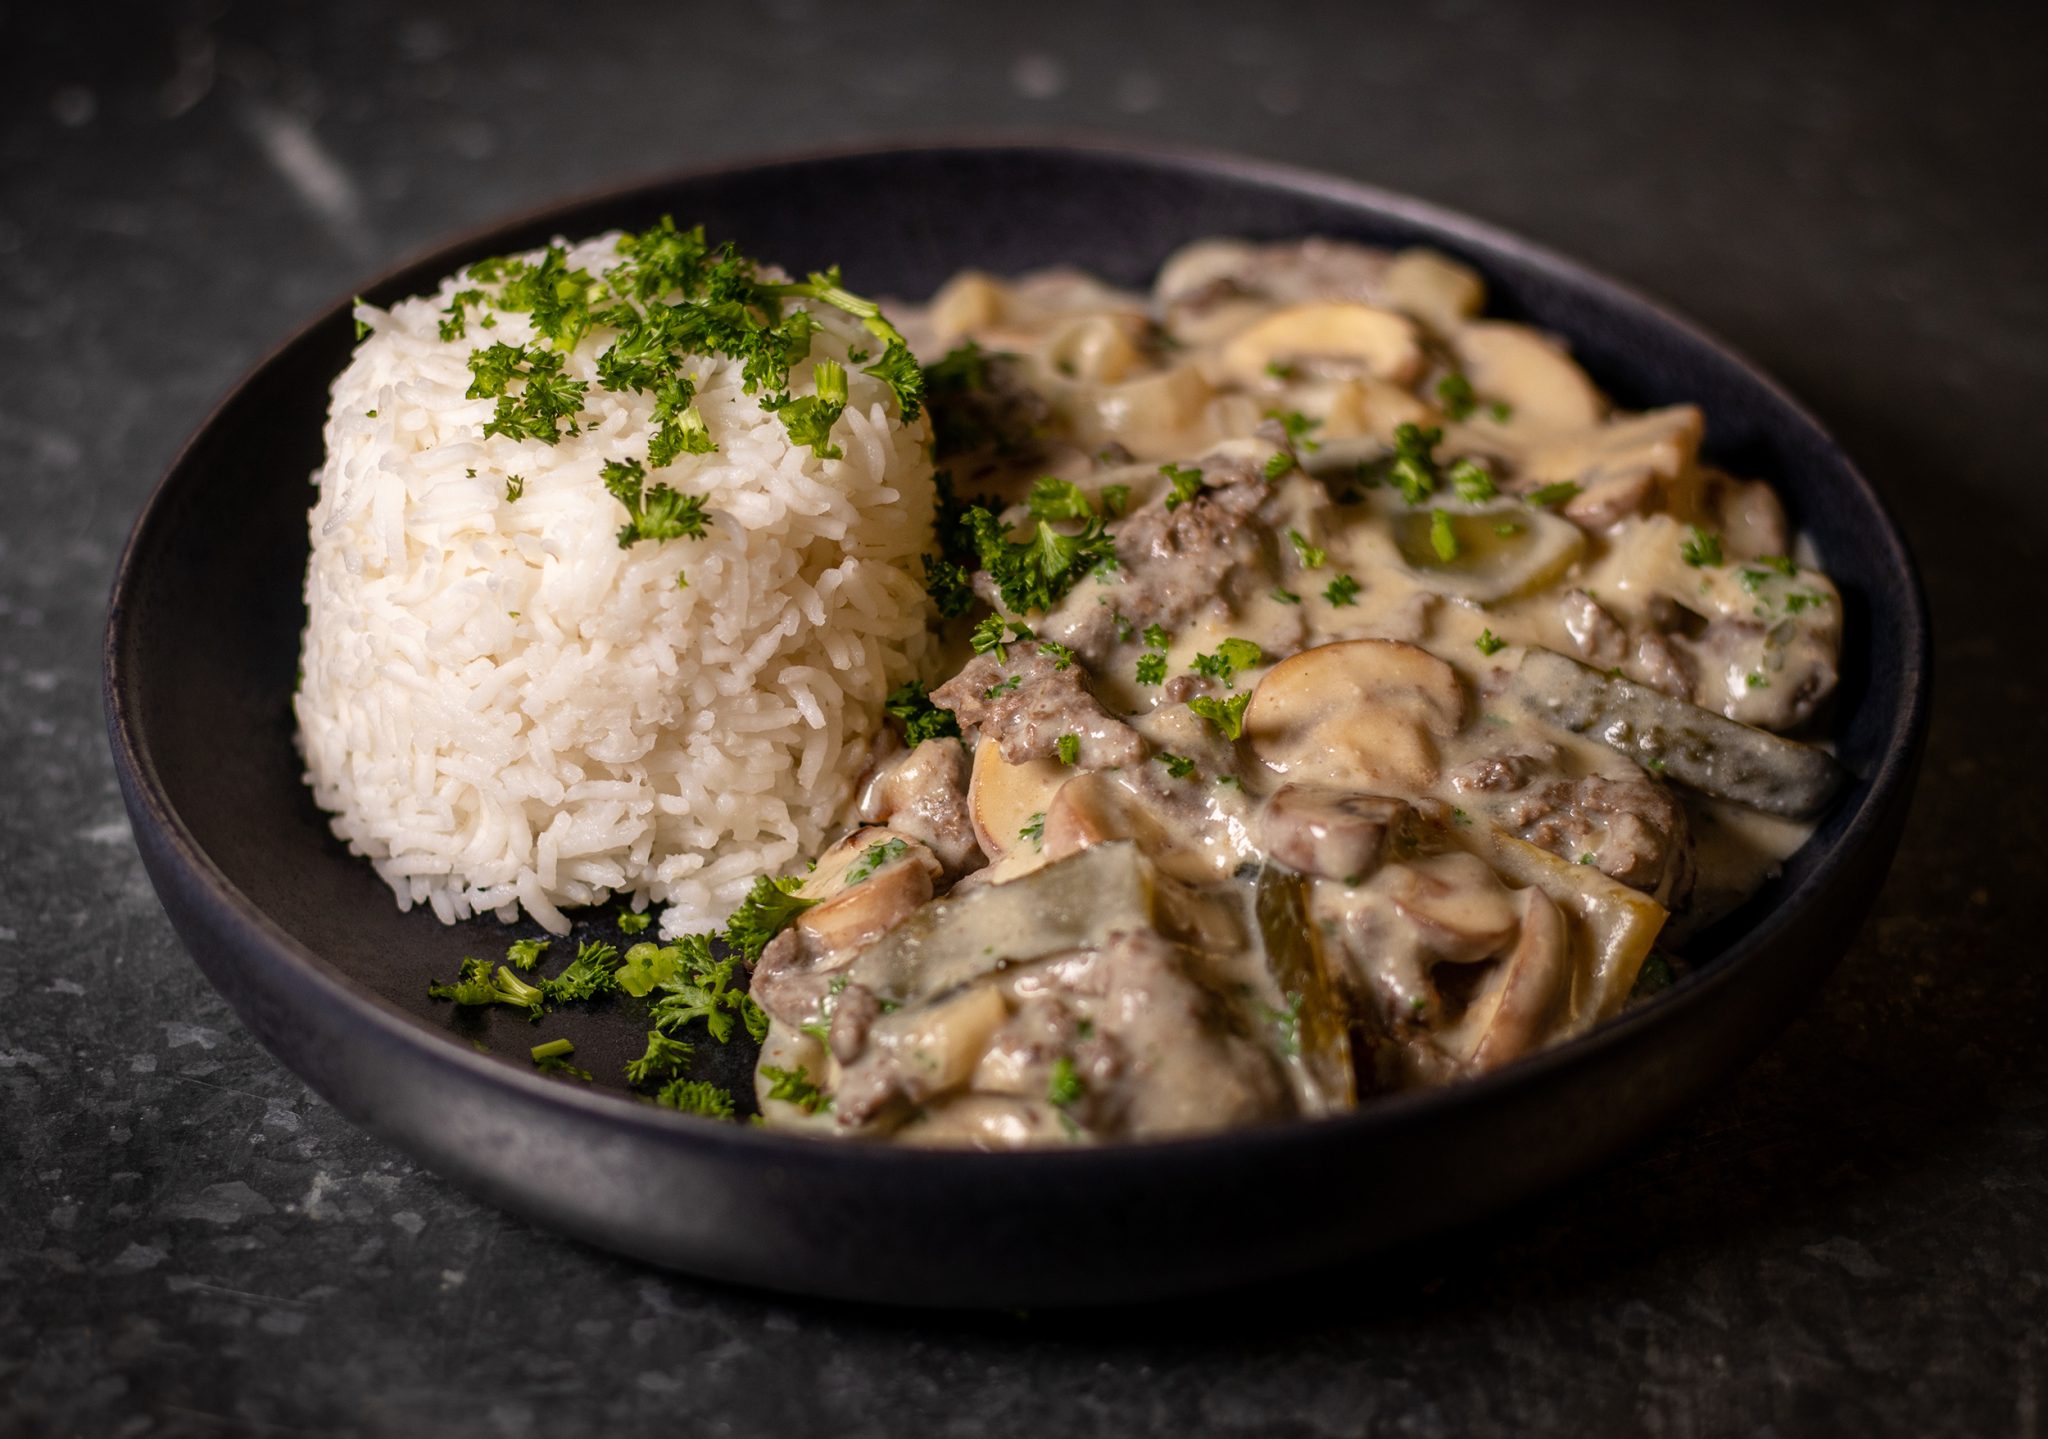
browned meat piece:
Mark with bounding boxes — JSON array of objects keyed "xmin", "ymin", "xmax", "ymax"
[
  {"xmin": 827, "ymin": 981, "xmax": 882, "ymax": 1064},
  {"xmin": 1628, "ymin": 630, "xmax": 1697, "ymax": 702},
  {"xmin": 1560, "ymin": 588, "xmax": 1627, "ymax": 668},
  {"xmin": 858, "ymin": 737, "xmax": 985, "ymax": 879},
  {"xmin": 1080, "ymin": 930, "xmax": 1295, "ymax": 1135},
  {"xmin": 1257, "ymin": 786, "xmax": 1418, "ymax": 883},
  {"xmin": 748, "ymin": 928, "xmax": 839, "ymax": 1030},
  {"xmin": 1504, "ymin": 773, "xmax": 1695, "ymax": 905},
  {"xmin": 1447, "ymin": 751, "xmax": 1550, "ymax": 794},
  {"xmin": 1679, "ymin": 617, "xmax": 1839, "ymax": 732},
  {"xmin": 1103, "ymin": 475, "xmax": 1277, "ymax": 633},
  {"xmin": 1563, "ymin": 472, "xmax": 1656, "ymax": 530},
  {"xmin": 931, "ymin": 642, "xmax": 1145, "ymax": 769},
  {"xmin": 1706, "ymin": 473, "xmax": 1790, "ymax": 559}
]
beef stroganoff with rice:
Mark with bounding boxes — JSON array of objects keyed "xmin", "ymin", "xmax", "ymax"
[{"xmin": 297, "ymin": 224, "xmax": 1844, "ymax": 1145}]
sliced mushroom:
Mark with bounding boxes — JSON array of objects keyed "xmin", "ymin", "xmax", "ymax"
[
  {"xmin": 1437, "ymin": 885, "xmax": 1570, "ymax": 1070},
  {"xmin": 1380, "ymin": 851, "xmax": 1523, "ymax": 965},
  {"xmin": 1082, "ymin": 363, "xmax": 1215, "ymax": 456},
  {"xmin": 795, "ymin": 826, "xmax": 942, "ymax": 958},
  {"xmin": 1461, "ymin": 827, "xmax": 1667, "ymax": 1024},
  {"xmin": 1380, "ymin": 248, "xmax": 1487, "ymax": 335},
  {"xmin": 1520, "ymin": 405, "xmax": 1703, "ymax": 520},
  {"xmin": 1244, "ymin": 639, "xmax": 1467, "ymax": 792},
  {"xmin": 832, "ymin": 981, "xmax": 1010, "ymax": 1128},
  {"xmin": 1218, "ymin": 303, "xmax": 1424, "ymax": 388},
  {"xmin": 1043, "ymin": 313, "xmax": 1148, "ymax": 385},
  {"xmin": 1451, "ymin": 322, "xmax": 1606, "ymax": 431},
  {"xmin": 966, "ymin": 734, "xmax": 1068, "ymax": 864},
  {"xmin": 1256, "ymin": 784, "xmax": 1419, "ymax": 883},
  {"xmin": 893, "ymin": 1093, "xmax": 1076, "ymax": 1149},
  {"xmin": 927, "ymin": 270, "xmax": 1006, "ymax": 343}
]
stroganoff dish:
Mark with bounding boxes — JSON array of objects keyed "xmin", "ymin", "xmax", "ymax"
[{"xmin": 750, "ymin": 237, "xmax": 1844, "ymax": 1145}]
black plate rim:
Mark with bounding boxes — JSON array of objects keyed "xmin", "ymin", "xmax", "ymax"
[{"xmin": 103, "ymin": 134, "xmax": 1931, "ymax": 1179}]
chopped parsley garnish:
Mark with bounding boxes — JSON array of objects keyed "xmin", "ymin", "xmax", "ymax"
[
  {"xmin": 1028, "ymin": 475, "xmax": 1097, "ymax": 522},
  {"xmin": 762, "ymin": 1064, "xmax": 830, "ymax": 1113},
  {"xmin": 1056, "ymin": 733, "xmax": 1081, "ymax": 765},
  {"xmin": 427, "ymin": 958, "xmax": 546, "ymax": 1019},
  {"xmin": 1435, "ymin": 372, "xmax": 1477, "ymax": 421},
  {"xmin": 468, "ymin": 342, "xmax": 588, "ymax": 445},
  {"xmin": 352, "ymin": 298, "xmax": 371, "ymax": 342},
  {"xmin": 1323, "ymin": 573, "xmax": 1361, "ymax": 607},
  {"xmin": 1142, "ymin": 623, "xmax": 1170, "ymax": 649},
  {"xmin": 1758, "ymin": 554, "xmax": 1799, "ymax": 576},
  {"xmin": 624, "ymin": 1031, "xmax": 695, "ymax": 1087},
  {"xmin": 1046, "ymin": 1056, "xmax": 1087, "ymax": 1107},
  {"xmin": 884, "ymin": 681, "xmax": 960, "ymax": 744},
  {"xmin": 1746, "ymin": 670, "xmax": 1769, "ymax": 689},
  {"xmin": 1494, "ymin": 519, "xmax": 1524, "ymax": 538},
  {"xmin": 845, "ymin": 838, "xmax": 909, "ymax": 886},
  {"xmin": 1287, "ymin": 529, "xmax": 1327, "ymax": 569},
  {"xmin": 655, "ymin": 1079, "xmax": 736, "ymax": 1117},
  {"xmin": 1039, "ymin": 639, "xmax": 1077, "ymax": 670},
  {"xmin": 960, "ymin": 506, "xmax": 1117, "ymax": 614},
  {"xmin": 1475, "ymin": 628, "xmax": 1508, "ymax": 657},
  {"xmin": 1262, "ymin": 452, "xmax": 1297, "ymax": 481},
  {"xmin": 1019, "ymin": 812, "xmax": 1046, "ymax": 847},
  {"xmin": 505, "ymin": 938, "xmax": 551, "ymax": 972},
  {"xmin": 1265, "ymin": 408, "xmax": 1322, "ymax": 451},
  {"xmin": 969, "ymin": 615, "xmax": 1036, "ymax": 663},
  {"xmin": 922, "ymin": 555, "xmax": 975, "ymax": 618},
  {"xmin": 1489, "ymin": 401, "xmax": 1513, "ymax": 422},
  {"xmin": 1135, "ymin": 652, "xmax": 1167, "ymax": 686},
  {"xmin": 1188, "ymin": 692, "xmax": 1253, "ymax": 741},
  {"xmin": 542, "ymin": 940, "xmax": 622, "ymax": 1005},
  {"xmin": 1100, "ymin": 484, "xmax": 1131, "ymax": 517},
  {"xmin": 503, "ymin": 474, "xmax": 525, "ymax": 501},
  {"xmin": 1525, "ymin": 480, "xmax": 1581, "ymax": 508},
  {"xmin": 1272, "ymin": 587, "xmax": 1301, "ymax": 605},
  {"xmin": 1191, "ymin": 637, "xmax": 1264, "ymax": 688},
  {"xmin": 1159, "ymin": 463, "xmax": 1204, "ymax": 511},
  {"xmin": 1264, "ymin": 359, "xmax": 1297, "ymax": 381},
  {"xmin": 1448, "ymin": 458, "xmax": 1496, "ymax": 503},
  {"xmin": 764, "ymin": 358, "xmax": 849, "ymax": 459},
  {"xmin": 1260, "ymin": 993, "xmax": 1305, "ymax": 1058},
  {"xmin": 1429, "ymin": 508, "xmax": 1460, "ymax": 562},
  {"xmin": 723, "ymin": 875, "xmax": 818, "ymax": 966},
  {"xmin": 1681, "ymin": 526, "xmax": 1724, "ymax": 567},
  {"xmin": 1157, "ymin": 752, "xmax": 1197, "ymax": 780},
  {"xmin": 530, "ymin": 1038, "xmax": 592, "ymax": 1081},
  {"xmin": 617, "ymin": 910, "xmax": 651, "ymax": 935},
  {"xmin": 1387, "ymin": 423, "xmax": 1443, "ymax": 504},
  {"xmin": 983, "ymin": 673, "xmax": 1022, "ymax": 700},
  {"xmin": 602, "ymin": 458, "xmax": 711, "ymax": 549}
]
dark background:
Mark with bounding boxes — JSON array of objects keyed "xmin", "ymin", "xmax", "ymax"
[{"xmin": 3, "ymin": 2, "xmax": 2044, "ymax": 1434}]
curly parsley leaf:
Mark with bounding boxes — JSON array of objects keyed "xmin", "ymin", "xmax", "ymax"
[{"xmin": 885, "ymin": 681, "xmax": 960, "ymax": 744}]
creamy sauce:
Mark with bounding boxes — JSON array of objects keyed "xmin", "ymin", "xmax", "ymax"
[{"xmin": 748, "ymin": 236, "xmax": 1847, "ymax": 1146}]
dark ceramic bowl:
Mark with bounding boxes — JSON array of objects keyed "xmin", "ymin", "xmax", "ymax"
[{"xmin": 104, "ymin": 140, "xmax": 1929, "ymax": 1307}]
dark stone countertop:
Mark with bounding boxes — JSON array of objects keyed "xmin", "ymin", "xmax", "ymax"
[{"xmin": 3, "ymin": 2, "xmax": 2043, "ymax": 1434}]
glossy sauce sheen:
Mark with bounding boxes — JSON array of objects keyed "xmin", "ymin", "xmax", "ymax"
[{"xmin": 747, "ymin": 237, "xmax": 1846, "ymax": 1147}]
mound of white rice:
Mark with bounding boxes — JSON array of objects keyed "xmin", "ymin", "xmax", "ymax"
[{"xmin": 295, "ymin": 233, "xmax": 935, "ymax": 936}]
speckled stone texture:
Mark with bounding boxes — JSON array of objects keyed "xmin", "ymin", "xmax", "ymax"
[{"xmin": 1, "ymin": 1, "xmax": 2042, "ymax": 1434}]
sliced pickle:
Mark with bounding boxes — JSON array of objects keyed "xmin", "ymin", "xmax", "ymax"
[
  {"xmin": 848, "ymin": 841, "xmax": 1155, "ymax": 1008},
  {"xmin": 1254, "ymin": 864, "xmax": 1356, "ymax": 1111},
  {"xmin": 1508, "ymin": 647, "xmax": 1845, "ymax": 818},
  {"xmin": 1388, "ymin": 501, "xmax": 1585, "ymax": 603},
  {"xmin": 1459, "ymin": 827, "xmax": 1668, "ymax": 1026}
]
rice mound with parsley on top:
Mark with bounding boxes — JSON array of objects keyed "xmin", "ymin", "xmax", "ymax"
[{"xmin": 295, "ymin": 222, "xmax": 935, "ymax": 936}]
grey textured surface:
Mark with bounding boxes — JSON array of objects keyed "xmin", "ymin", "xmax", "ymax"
[{"xmin": 2, "ymin": 1, "xmax": 2043, "ymax": 1434}]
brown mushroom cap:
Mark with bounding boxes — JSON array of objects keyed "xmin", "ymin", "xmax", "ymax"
[{"xmin": 1244, "ymin": 639, "xmax": 1467, "ymax": 793}]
